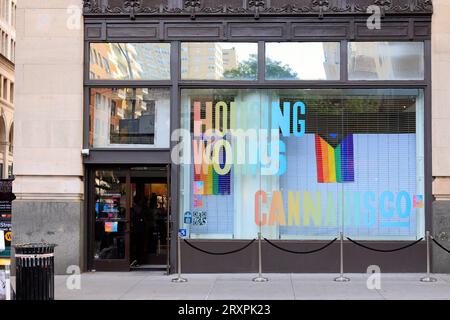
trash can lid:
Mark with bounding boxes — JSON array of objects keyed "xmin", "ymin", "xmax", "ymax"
[{"xmin": 14, "ymin": 243, "xmax": 57, "ymax": 254}]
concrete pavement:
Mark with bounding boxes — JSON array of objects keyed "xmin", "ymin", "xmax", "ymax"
[{"xmin": 51, "ymin": 272, "xmax": 450, "ymax": 300}]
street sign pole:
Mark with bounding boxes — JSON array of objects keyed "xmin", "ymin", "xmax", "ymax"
[{"xmin": 172, "ymin": 231, "xmax": 188, "ymax": 283}]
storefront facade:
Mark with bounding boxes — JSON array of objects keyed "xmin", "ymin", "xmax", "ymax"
[
  {"xmin": 14, "ymin": 0, "xmax": 450, "ymax": 274},
  {"xmin": 81, "ymin": 0, "xmax": 432, "ymax": 273}
]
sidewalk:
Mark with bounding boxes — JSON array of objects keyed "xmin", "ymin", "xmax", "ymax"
[{"xmin": 53, "ymin": 272, "xmax": 450, "ymax": 300}]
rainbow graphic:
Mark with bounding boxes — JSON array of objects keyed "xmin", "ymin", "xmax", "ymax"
[
  {"xmin": 315, "ymin": 134, "xmax": 354, "ymax": 183},
  {"xmin": 104, "ymin": 222, "xmax": 118, "ymax": 233},
  {"xmin": 413, "ymin": 195, "xmax": 424, "ymax": 208},
  {"xmin": 193, "ymin": 145, "xmax": 231, "ymax": 196}
]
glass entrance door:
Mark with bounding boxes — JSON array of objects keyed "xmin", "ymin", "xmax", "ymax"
[
  {"xmin": 130, "ymin": 167, "xmax": 169, "ymax": 270},
  {"xmin": 93, "ymin": 169, "xmax": 130, "ymax": 271},
  {"xmin": 90, "ymin": 166, "xmax": 170, "ymax": 271}
]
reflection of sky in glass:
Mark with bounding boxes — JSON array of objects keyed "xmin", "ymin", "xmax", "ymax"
[{"xmin": 266, "ymin": 43, "xmax": 336, "ymax": 80}]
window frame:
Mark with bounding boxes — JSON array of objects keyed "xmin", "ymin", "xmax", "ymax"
[{"xmin": 88, "ymin": 87, "xmax": 172, "ymax": 149}]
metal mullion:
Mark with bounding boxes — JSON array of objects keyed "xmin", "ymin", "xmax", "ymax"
[
  {"xmin": 83, "ymin": 87, "xmax": 90, "ymax": 150},
  {"xmin": 177, "ymin": 81, "xmax": 428, "ymax": 89},
  {"xmin": 125, "ymin": 169, "xmax": 131, "ymax": 264},
  {"xmin": 340, "ymin": 39, "xmax": 348, "ymax": 81},
  {"xmin": 179, "ymin": 80, "xmax": 259, "ymax": 86},
  {"xmin": 84, "ymin": 39, "xmax": 91, "ymax": 85},
  {"xmin": 424, "ymin": 38, "xmax": 432, "ymax": 236},
  {"xmin": 85, "ymin": 80, "xmax": 172, "ymax": 87},
  {"xmin": 88, "ymin": 147, "xmax": 171, "ymax": 152},
  {"xmin": 83, "ymin": 37, "xmax": 91, "ymax": 150},
  {"xmin": 258, "ymin": 41, "xmax": 265, "ymax": 84},
  {"xmin": 170, "ymin": 40, "xmax": 181, "ymax": 274}
]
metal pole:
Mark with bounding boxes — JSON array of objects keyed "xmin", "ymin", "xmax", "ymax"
[
  {"xmin": 5, "ymin": 264, "xmax": 11, "ymax": 300},
  {"xmin": 334, "ymin": 232, "xmax": 350, "ymax": 282},
  {"xmin": 420, "ymin": 231, "xmax": 437, "ymax": 282},
  {"xmin": 252, "ymin": 232, "xmax": 268, "ymax": 282},
  {"xmin": 172, "ymin": 233, "xmax": 187, "ymax": 283}
]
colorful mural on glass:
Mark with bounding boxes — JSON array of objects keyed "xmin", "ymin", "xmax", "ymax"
[
  {"xmin": 193, "ymin": 160, "xmax": 231, "ymax": 196},
  {"xmin": 314, "ymin": 134, "xmax": 355, "ymax": 183},
  {"xmin": 180, "ymin": 89, "xmax": 425, "ymax": 240}
]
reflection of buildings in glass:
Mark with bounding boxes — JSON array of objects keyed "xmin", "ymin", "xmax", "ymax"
[
  {"xmin": 322, "ymin": 43, "xmax": 340, "ymax": 80},
  {"xmin": 89, "ymin": 45, "xmax": 137, "ymax": 146},
  {"xmin": 113, "ymin": 44, "xmax": 141, "ymax": 79},
  {"xmin": 92, "ymin": 89, "xmax": 146, "ymax": 146},
  {"xmin": 348, "ymin": 42, "xmax": 423, "ymax": 80},
  {"xmin": 181, "ymin": 43, "xmax": 238, "ymax": 79},
  {"xmin": 92, "ymin": 89, "xmax": 114, "ymax": 147},
  {"xmin": 90, "ymin": 43, "xmax": 170, "ymax": 80},
  {"xmin": 89, "ymin": 44, "xmax": 171, "ymax": 146},
  {"xmin": 348, "ymin": 43, "xmax": 391, "ymax": 80},
  {"xmin": 91, "ymin": 88, "xmax": 171, "ymax": 147},
  {"xmin": 133, "ymin": 44, "xmax": 170, "ymax": 80},
  {"xmin": 118, "ymin": 98, "xmax": 156, "ymax": 145},
  {"xmin": 90, "ymin": 44, "xmax": 116, "ymax": 79},
  {"xmin": 222, "ymin": 48, "xmax": 238, "ymax": 71}
]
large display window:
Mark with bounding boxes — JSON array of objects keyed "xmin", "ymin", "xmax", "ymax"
[{"xmin": 178, "ymin": 88, "xmax": 425, "ymax": 241}]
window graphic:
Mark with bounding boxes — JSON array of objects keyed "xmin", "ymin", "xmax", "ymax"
[
  {"xmin": 180, "ymin": 89, "xmax": 425, "ymax": 241},
  {"xmin": 193, "ymin": 159, "xmax": 231, "ymax": 196},
  {"xmin": 314, "ymin": 134, "xmax": 354, "ymax": 183}
]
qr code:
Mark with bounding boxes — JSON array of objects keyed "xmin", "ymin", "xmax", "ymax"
[{"xmin": 193, "ymin": 211, "xmax": 207, "ymax": 226}]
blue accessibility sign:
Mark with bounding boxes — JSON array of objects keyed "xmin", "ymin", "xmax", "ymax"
[
  {"xmin": 179, "ymin": 229, "xmax": 187, "ymax": 237},
  {"xmin": 184, "ymin": 211, "xmax": 192, "ymax": 224}
]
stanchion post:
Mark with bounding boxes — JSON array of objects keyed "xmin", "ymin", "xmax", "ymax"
[
  {"xmin": 5, "ymin": 264, "xmax": 11, "ymax": 300},
  {"xmin": 334, "ymin": 232, "xmax": 350, "ymax": 282},
  {"xmin": 172, "ymin": 233, "xmax": 188, "ymax": 283},
  {"xmin": 252, "ymin": 232, "xmax": 268, "ymax": 282},
  {"xmin": 420, "ymin": 231, "xmax": 437, "ymax": 283}
]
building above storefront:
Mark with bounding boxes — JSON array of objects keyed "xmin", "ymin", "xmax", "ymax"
[
  {"xmin": 82, "ymin": 0, "xmax": 433, "ymax": 19},
  {"xmin": 83, "ymin": 0, "xmax": 432, "ymax": 44}
]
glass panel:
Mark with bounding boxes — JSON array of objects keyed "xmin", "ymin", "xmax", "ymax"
[
  {"xmin": 348, "ymin": 42, "xmax": 424, "ymax": 80},
  {"xmin": 94, "ymin": 169, "xmax": 127, "ymax": 260},
  {"xmin": 179, "ymin": 89, "xmax": 425, "ymax": 240},
  {"xmin": 265, "ymin": 42, "xmax": 340, "ymax": 80},
  {"xmin": 89, "ymin": 88, "xmax": 170, "ymax": 148},
  {"xmin": 130, "ymin": 169, "xmax": 168, "ymax": 266},
  {"xmin": 181, "ymin": 43, "xmax": 258, "ymax": 80},
  {"xmin": 89, "ymin": 43, "xmax": 171, "ymax": 80}
]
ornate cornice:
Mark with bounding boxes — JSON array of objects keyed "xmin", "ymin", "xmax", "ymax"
[{"xmin": 82, "ymin": 0, "xmax": 433, "ymax": 19}]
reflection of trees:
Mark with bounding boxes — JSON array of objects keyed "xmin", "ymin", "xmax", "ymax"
[
  {"xmin": 300, "ymin": 96, "xmax": 380, "ymax": 115},
  {"xmin": 223, "ymin": 54, "xmax": 298, "ymax": 79}
]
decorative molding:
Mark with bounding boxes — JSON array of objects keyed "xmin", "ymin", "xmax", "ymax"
[
  {"xmin": 123, "ymin": 0, "xmax": 141, "ymax": 19},
  {"xmin": 82, "ymin": 0, "xmax": 433, "ymax": 19},
  {"xmin": 184, "ymin": 0, "xmax": 201, "ymax": 19}
]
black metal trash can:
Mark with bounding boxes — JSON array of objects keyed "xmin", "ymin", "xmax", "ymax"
[{"xmin": 14, "ymin": 243, "xmax": 57, "ymax": 300}]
